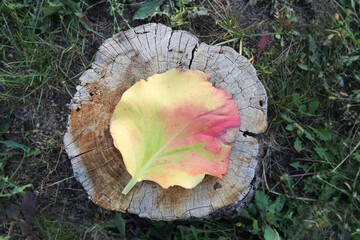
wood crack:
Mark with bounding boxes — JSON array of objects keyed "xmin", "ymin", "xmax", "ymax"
[
  {"xmin": 188, "ymin": 44, "xmax": 197, "ymax": 69},
  {"xmin": 70, "ymin": 148, "xmax": 96, "ymax": 159}
]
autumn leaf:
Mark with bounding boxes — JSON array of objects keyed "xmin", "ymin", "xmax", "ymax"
[
  {"xmin": 110, "ymin": 68, "xmax": 241, "ymax": 194},
  {"xmin": 257, "ymin": 33, "xmax": 270, "ymax": 59}
]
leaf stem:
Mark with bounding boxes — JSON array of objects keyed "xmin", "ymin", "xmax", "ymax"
[{"xmin": 122, "ymin": 177, "xmax": 138, "ymax": 195}]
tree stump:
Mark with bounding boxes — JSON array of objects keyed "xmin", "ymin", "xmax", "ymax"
[{"xmin": 64, "ymin": 23, "xmax": 267, "ymax": 220}]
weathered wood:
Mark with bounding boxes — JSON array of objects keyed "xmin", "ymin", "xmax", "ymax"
[{"xmin": 64, "ymin": 23, "xmax": 267, "ymax": 220}]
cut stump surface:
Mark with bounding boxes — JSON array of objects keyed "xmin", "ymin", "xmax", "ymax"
[{"xmin": 64, "ymin": 23, "xmax": 268, "ymax": 220}]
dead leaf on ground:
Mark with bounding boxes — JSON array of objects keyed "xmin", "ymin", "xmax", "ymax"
[
  {"xmin": 257, "ymin": 33, "xmax": 270, "ymax": 59},
  {"xmin": 20, "ymin": 219, "xmax": 31, "ymax": 237},
  {"xmin": 20, "ymin": 219, "xmax": 39, "ymax": 240},
  {"xmin": 21, "ymin": 191, "xmax": 38, "ymax": 221},
  {"xmin": 23, "ymin": 119, "xmax": 33, "ymax": 131}
]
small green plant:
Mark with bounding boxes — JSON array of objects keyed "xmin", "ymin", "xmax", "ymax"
[
  {"xmin": 133, "ymin": 0, "xmax": 208, "ymax": 28},
  {"xmin": 0, "ymin": 118, "xmax": 33, "ymax": 198},
  {"xmin": 209, "ymin": 0, "xmax": 276, "ymax": 56},
  {"xmin": 40, "ymin": 0, "xmax": 87, "ymax": 33},
  {"xmin": 141, "ymin": 219, "xmax": 237, "ymax": 240},
  {"xmin": 238, "ymin": 191, "xmax": 288, "ymax": 240},
  {"xmin": 107, "ymin": 0, "xmax": 132, "ymax": 33},
  {"xmin": 105, "ymin": 213, "xmax": 126, "ymax": 238},
  {"xmin": 0, "ymin": 0, "xmax": 89, "ymax": 105},
  {"xmin": 34, "ymin": 214, "xmax": 85, "ymax": 240}
]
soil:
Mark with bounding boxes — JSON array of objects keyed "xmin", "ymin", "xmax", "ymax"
[{"xmin": 0, "ymin": 0, "xmax": 321, "ymax": 238}]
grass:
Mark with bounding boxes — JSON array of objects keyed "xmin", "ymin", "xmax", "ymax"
[
  {"xmin": 0, "ymin": 0, "xmax": 90, "ymax": 105},
  {"xmin": 0, "ymin": 0, "xmax": 88, "ymax": 196},
  {"xmin": 1, "ymin": 0, "xmax": 360, "ymax": 239},
  {"xmin": 249, "ymin": 1, "xmax": 360, "ymax": 238},
  {"xmin": 208, "ymin": 0, "xmax": 275, "ymax": 54}
]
